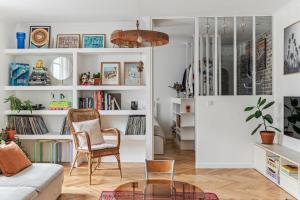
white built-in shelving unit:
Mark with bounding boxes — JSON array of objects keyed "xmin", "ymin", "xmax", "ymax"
[
  {"xmin": 4, "ymin": 47, "xmax": 153, "ymax": 162},
  {"xmin": 254, "ymin": 143, "xmax": 300, "ymax": 199},
  {"xmin": 171, "ymin": 97, "xmax": 195, "ymax": 150}
]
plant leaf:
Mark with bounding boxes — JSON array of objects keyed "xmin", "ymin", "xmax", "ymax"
[
  {"xmin": 251, "ymin": 124, "xmax": 262, "ymax": 135},
  {"xmin": 291, "ymin": 98, "xmax": 298, "ymax": 107},
  {"xmin": 292, "ymin": 125, "xmax": 300, "ymax": 134},
  {"xmin": 259, "ymin": 98, "xmax": 266, "ymax": 107},
  {"xmin": 284, "ymin": 104, "xmax": 291, "ymax": 111},
  {"xmin": 268, "ymin": 126, "xmax": 281, "ymax": 133},
  {"xmin": 244, "ymin": 107, "xmax": 254, "ymax": 111},
  {"xmin": 257, "ymin": 97, "xmax": 262, "ymax": 106},
  {"xmin": 246, "ymin": 114, "xmax": 255, "ymax": 122},
  {"xmin": 255, "ymin": 110, "xmax": 262, "ymax": 118},
  {"xmin": 264, "ymin": 114, "xmax": 273, "ymax": 124},
  {"xmin": 262, "ymin": 101, "xmax": 274, "ymax": 110}
]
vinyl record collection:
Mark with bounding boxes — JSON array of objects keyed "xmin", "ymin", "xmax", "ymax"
[
  {"xmin": 125, "ymin": 115, "xmax": 146, "ymax": 135},
  {"xmin": 7, "ymin": 115, "xmax": 48, "ymax": 135}
]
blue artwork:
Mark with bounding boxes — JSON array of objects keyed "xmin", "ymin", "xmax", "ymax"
[
  {"xmin": 82, "ymin": 34, "xmax": 105, "ymax": 48},
  {"xmin": 10, "ymin": 63, "xmax": 30, "ymax": 86}
]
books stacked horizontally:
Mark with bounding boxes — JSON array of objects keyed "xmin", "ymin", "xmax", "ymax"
[
  {"xmin": 281, "ymin": 165, "xmax": 298, "ymax": 179},
  {"xmin": 7, "ymin": 115, "xmax": 48, "ymax": 135},
  {"xmin": 79, "ymin": 91, "xmax": 121, "ymax": 110},
  {"xmin": 266, "ymin": 156, "xmax": 280, "ymax": 183},
  {"xmin": 125, "ymin": 115, "xmax": 146, "ymax": 135}
]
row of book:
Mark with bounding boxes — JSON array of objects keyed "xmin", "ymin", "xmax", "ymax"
[
  {"xmin": 125, "ymin": 115, "xmax": 146, "ymax": 135},
  {"xmin": 79, "ymin": 91, "xmax": 121, "ymax": 110},
  {"xmin": 7, "ymin": 115, "xmax": 49, "ymax": 135},
  {"xmin": 281, "ymin": 165, "xmax": 298, "ymax": 178},
  {"xmin": 266, "ymin": 156, "xmax": 280, "ymax": 183},
  {"xmin": 60, "ymin": 117, "xmax": 70, "ymax": 135}
]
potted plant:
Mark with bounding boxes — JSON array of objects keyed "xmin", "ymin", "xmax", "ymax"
[
  {"xmin": 93, "ymin": 72, "xmax": 101, "ymax": 85},
  {"xmin": 244, "ymin": 97, "xmax": 281, "ymax": 144},
  {"xmin": 168, "ymin": 82, "xmax": 184, "ymax": 98},
  {"xmin": 6, "ymin": 128, "xmax": 16, "ymax": 140},
  {"xmin": 4, "ymin": 95, "xmax": 33, "ymax": 113}
]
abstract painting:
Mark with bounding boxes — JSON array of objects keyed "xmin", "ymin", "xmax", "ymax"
[
  {"xmin": 124, "ymin": 62, "xmax": 143, "ymax": 85},
  {"xmin": 29, "ymin": 26, "xmax": 51, "ymax": 48}
]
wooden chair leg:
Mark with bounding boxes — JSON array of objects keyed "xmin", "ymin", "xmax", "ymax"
[
  {"xmin": 88, "ymin": 154, "xmax": 92, "ymax": 185},
  {"xmin": 69, "ymin": 151, "xmax": 79, "ymax": 176},
  {"xmin": 116, "ymin": 154, "xmax": 122, "ymax": 178}
]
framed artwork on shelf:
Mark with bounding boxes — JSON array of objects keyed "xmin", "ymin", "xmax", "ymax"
[
  {"xmin": 124, "ymin": 62, "xmax": 143, "ymax": 85},
  {"xmin": 284, "ymin": 20, "xmax": 300, "ymax": 74},
  {"xmin": 56, "ymin": 34, "xmax": 80, "ymax": 48},
  {"xmin": 29, "ymin": 26, "xmax": 51, "ymax": 48},
  {"xmin": 101, "ymin": 62, "xmax": 120, "ymax": 85},
  {"xmin": 82, "ymin": 34, "xmax": 106, "ymax": 48}
]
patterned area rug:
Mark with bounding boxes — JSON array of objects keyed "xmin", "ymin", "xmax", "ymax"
[{"xmin": 100, "ymin": 191, "xmax": 219, "ymax": 200}]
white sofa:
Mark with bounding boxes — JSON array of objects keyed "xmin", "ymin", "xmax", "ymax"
[{"xmin": 0, "ymin": 163, "xmax": 64, "ymax": 200}]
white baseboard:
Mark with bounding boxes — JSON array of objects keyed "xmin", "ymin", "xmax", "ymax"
[{"xmin": 196, "ymin": 162, "xmax": 254, "ymax": 168}]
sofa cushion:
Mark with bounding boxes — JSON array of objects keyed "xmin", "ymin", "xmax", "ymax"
[
  {"xmin": 72, "ymin": 118, "xmax": 105, "ymax": 149},
  {"xmin": 0, "ymin": 142, "xmax": 32, "ymax": 176},
  {"xmin": 79, "ymin": 143, "xmax": 116, "ymax": 150},
  {"xmin": 0, "ymin": 163, "xmax": 63, "ymax": 192},
  {"xmin": 0, "ymin": 186, "xmax": 37, "ymax": 200}
]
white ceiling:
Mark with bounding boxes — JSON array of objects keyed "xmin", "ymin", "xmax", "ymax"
[{"xmin": 0, "ymin": 0, "xmax": 293, "ymax": 22}]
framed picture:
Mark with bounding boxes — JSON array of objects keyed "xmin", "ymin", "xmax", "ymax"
[
  {"xmin": 256, "ymin": 37, "xmax": 267, "ymax": 71},
  {"xmin": 29, "ymin": 26, "xmax": 51, "ymax": 48},
  {"xmin": 82, "ymin": 34, "xmax": 106, "ymax": 48},
  {"xmin": 124, "ymin": 62, "xmax": 143, "ymax": 85},
  {"xmin": 101, "ymin": 62, "xmax": 120, "ymax": 85},
  {"xmin": 284, "ymin": 21, "xmax": 300, "ymax": 74},
  {"xmin": 56, "ymin": 34, "xmax": 80, "ymax": 48}
]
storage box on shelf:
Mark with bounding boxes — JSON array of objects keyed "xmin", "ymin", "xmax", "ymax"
[
  {"xmin": 254, "ymin": 143, "xmax": 300, "ymax": 198},
  {"xmin": 3, "ymin": 48, "xmax": 152, "ymax": 163},
  {"xmin": 171, "ymin": 97, "xmax": 195, "ymax": 150}
]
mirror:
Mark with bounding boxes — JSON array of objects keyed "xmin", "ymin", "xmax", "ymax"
[{"xmin": 50, "ymin": 57, "xmax": 72, "ymax": 81}]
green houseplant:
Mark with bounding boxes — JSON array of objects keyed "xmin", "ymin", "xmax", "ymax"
[
  {"xmin": 244, "ymin": 97, "xmax": 281, "ymax": 144},
  {"xmin": 4, "ymin": 95, "xmax": 33, "ymax": 113},
  {"xmin": 93, "ymin": 72, "xmax": 101, "ymax": 85}
]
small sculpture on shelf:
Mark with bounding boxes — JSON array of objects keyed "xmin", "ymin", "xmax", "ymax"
[
  {"xmin": 9, "ymin": 63, "xmax": 30, "ymax": 86},
  {"xmin": 28, "ymin": 59, "xmax": 51, "ymax": 86},
  {"xmin": 48, "ymin": 93, "xmax": 72, "ymax": 110},
  {"xmin": 80, "ymin": 72, "xmax": 95, "ymax": 85}
]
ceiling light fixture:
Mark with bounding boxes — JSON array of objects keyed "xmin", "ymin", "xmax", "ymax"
[{"xmin": 110, "ymin": 20, "xmax": 169, "ymax": 48}]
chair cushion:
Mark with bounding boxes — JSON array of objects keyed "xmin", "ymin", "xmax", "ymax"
[
  {"xmin": 0, "ymin": 163, "xmax": 63, "ymax": 192},
  {"xmin": 0, "ymin": 186, "xmax": 38, "ymax": 200},
  {"xmin": 0, "ymin": 142, "xmax": 32, "ymax": 176},
  {"xmin": 79, "ymin": 143, "xmax": 116, "ymax": 150},
  {"xmin": 72, "ymin": 118, "xmax": 105, "ymax": 149}
]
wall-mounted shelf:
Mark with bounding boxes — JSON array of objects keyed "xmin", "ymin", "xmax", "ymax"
[
  {"xmin": 4, "ymin": 86, "xmax": 73, "ymax": 91},
  {"xmin": 5, "ymin": 109, "xmax": 146, "ymax": 116},
  {"xmin": 76, "ymin": 85, "xmax": 146, "ymax": 91},
  {"xmin": 4, "ymin": 48, "xmax": 147, "ymax": 56}
]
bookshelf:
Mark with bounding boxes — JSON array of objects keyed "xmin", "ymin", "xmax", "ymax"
[
  {"xmin": 254, "ymin": 143, "xmax": 300, "ymax": 199},
  {"xmin": 4, "ymin": 47, "xmax": 153, "ymax": 163},
  {"xmin": 171, "ymin": 97, "xmax": 195, "ymax": 150}
]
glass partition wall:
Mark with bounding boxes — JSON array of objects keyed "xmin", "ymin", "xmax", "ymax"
[{"xmin": 197, "ymin": 16, "xmax": 272, "ymax": 96}]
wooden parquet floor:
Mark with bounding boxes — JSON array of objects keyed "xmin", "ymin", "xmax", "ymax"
[{"xmin": 60, "ymin": 140, "xmax": 295, "ymax": 200}]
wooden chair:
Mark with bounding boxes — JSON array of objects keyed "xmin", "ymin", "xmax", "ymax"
[
  {"xmin": 67, "ymin": 108, "xmax": 122, "ymax": 184},
  {"xmin": 145, "ymin": 160, "xmax": 175, "ymax": 181}
]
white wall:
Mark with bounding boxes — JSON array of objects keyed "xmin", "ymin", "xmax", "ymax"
[
  {"xmin": 273, "ymin": 0, "xmax": 300, "ymax": 152},
  {"xmin": 0, "ymin": 20, "xmax": 15, "ymax": 127},
  {"xmin": 153, "ymin": 42, "xmax": 191, "ymax": 138},
  {"xmin": 196, "ymin": 96, "xmax": 273, "ymax": 168}
]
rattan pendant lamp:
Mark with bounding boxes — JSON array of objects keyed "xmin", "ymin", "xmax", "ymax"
[{"xmin": 110, "ymin": 0, "xmax": 169, "ymax": 48}]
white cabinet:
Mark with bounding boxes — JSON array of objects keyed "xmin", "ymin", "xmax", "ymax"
[{"xmin": 254, "ymin": 144, "xmax": 300, "ymax": 199}]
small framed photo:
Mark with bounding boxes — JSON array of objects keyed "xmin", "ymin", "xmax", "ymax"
[
  {"xmin": 82, "ymin": 34, "xmax": 106, "ymax": 48},
  {"xmin": 56, "ymin": 34, "xmax": 80, "ymax": 48},
  {"xmin": 29, "ymin": 26, "xmax": 51, "ymax": 48},
  {"xmin": 124, "ymin": 62, "xmax": 143, "ymax": 85},
  {"xmin": 101, "ymin": 62, "xmax": 120, "ymax": 85}
]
